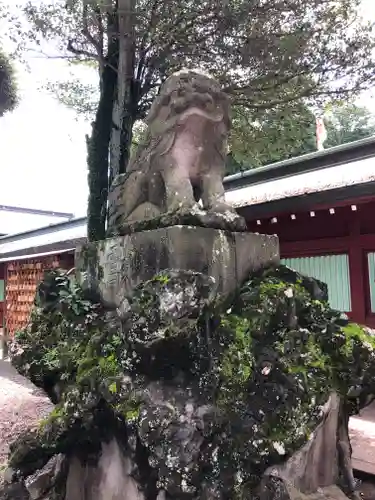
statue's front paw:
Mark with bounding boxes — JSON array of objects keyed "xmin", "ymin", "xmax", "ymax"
[
  {"xmin": 208, "ymin": 204, "xmax": 247, "ymax": 230},
  {"xmin": 210, "ymin": 202, "xmax": 237, "ymax": 214},
  {"xmin": 169, "ymin": 201, "xmax": 200, "ymax": 213}
]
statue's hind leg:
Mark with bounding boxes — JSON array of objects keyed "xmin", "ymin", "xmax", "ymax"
[
  {"xmin": 107, "ymin": 172, "xmax": 147, "ymax": 231},
  {"xmin": 125, "ymin": 202, "xmax": 161, "ymax": 223}
]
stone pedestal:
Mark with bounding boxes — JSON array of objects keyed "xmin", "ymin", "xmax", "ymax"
[{"xmin": 75, "ymin": 225, "xmax": 279, "ymax": 308}]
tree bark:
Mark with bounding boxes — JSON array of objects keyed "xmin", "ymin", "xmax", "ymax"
[
  {"xmin": 109, "ymin": 0, "xmax": 136, "ymax": 186},
  {"xmin": 87, "ymin": 17, "xmax": 118, "ymax": 242}
]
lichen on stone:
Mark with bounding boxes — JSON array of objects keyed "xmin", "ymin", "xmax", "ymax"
[
  {"xmin": 6, "ymin": 265, "xmax": 375, "ymax": 498},
  {"xmin": 107, "ymin": 206, "xmax": 248, "ymax": 237}
]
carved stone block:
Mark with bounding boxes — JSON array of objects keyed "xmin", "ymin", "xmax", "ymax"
[{"xmin": 75, "ymin": 226, "xmax": 279, "ymax": 308}]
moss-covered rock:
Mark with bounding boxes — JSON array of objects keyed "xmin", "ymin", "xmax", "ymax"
[{"xmin": 7, "ymin": 265, "xmax": 375, "ymax": 499}]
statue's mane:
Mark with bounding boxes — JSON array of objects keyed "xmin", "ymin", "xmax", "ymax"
[{"xmin": 128, "ymin": 70, "xmax": 230, "ymax": 173}]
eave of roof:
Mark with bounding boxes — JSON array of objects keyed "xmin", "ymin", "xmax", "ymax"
[
  {"xmin": 0, "ymin": 247, "xmax": 75, "ymax": 263},
  {"xmin": 225, "ymin": 155, "xmax": 375, "ymax": 210},
  {"xmin": 0, "ymin": 216, "xmax": 87, "ymax": 243},
  {"xmin": 0, "ymin": 205, "xmax": 74, "ymax": 218},
  {"xmin": 236, "ymin": 180, "xmax": 375, "ymax": 220},
  {"xmin": 0, "ymin": 217, "xmax": 87, "ymax": 259},
  {"xmin": 223, "ymin": 135, "xmax": 375, "ymax": 191}
]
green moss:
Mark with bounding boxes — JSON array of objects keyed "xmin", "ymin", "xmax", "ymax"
[
  {"xmin": 152, "ymin": 273, "xmax": 170, "ymax": 285},
  {"xmin": 209, "ymin": 273, "xmax": 337, "ymax": 485},
  {"xmin": 114, "ymin": 397, "xmax": 141, "ymax": 421},
  {"xmin": 221, "ymin": 315, "xmax": 253, "ymax": 382},
  {"xmin": 9, "ymin": 269, "xmax": 139, "ymax": 473},
  {"xmin": 107, "ymin": 207, "xmax": 247, "ymax": 237},
  {"xmin": 77, "ymin": 242, "xmax": 104, "ymax": 283},
  {"xmin": 8, "ymin": 265, "xmax": 375, "ymax": 497}
]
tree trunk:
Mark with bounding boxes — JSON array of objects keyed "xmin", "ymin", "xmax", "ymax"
[
  {"xmin": 109, "ymin": 0, "xmax": 136, "ymax": 186},
  {"xmin": 87, "ymin": 36, "xmax": 118, "ymax": 242}
]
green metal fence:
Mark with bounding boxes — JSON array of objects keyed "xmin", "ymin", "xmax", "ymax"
[
  {"xmin": 367, "ymin": 252, "xmax": 375, "ymax": 313},
  {"xmin": 281, "ymin": 255, "xmax": 351, "ymax": 312}
]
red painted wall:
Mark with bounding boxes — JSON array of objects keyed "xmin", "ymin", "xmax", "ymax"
[
  {"xmin": 247, "ymin": 199, "xmax": 375, "ymax": 328},
  {"xmin": 0, "ymin": 263, "xmax": 4, "ymax": 327}
]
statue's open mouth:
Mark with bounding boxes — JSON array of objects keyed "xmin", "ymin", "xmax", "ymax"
[{"xmin": 178, "ymin": 106, "xmax": 224, "ymax": 124}]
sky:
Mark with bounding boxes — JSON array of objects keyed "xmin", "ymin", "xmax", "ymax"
[
  {"xmin": 0, "ymin": 0, "xmax": 375, "ymax": 226},
  {"xmin": 0, "ymin": 57, "xmax": 91, "ymax": 218}
]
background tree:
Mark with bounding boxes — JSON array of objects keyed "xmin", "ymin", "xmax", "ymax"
[
  {"xmin": 228, "ymin": 101, "xmax": 317, "ymax": 172},
  {"xmin": 10, "ymin": 0, "xmax": 375, "ymax": 239},
  {"xmin": 0, "ymin": 48, "xmax": 18, "ymax": 117},
  {"xmin": 228, "ymin": 102, "xmax": 375, "ymax": 172},
  {"xmin": 324, "ymin": 103, "xmax": 375, "ymax": 148}
]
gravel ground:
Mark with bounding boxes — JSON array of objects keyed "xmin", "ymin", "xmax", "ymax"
[{"xmin": 0, "ymin": 359, "xmax": 53, "ymax": 476}]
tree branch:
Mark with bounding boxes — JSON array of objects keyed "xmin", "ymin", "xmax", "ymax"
[
  {"xmin": 93, "ymin": 5, "xmax": 105, "ymax": 56},
  {"xmin": 136, "ymin": 0, "xmax": 159, "ymax": 83},
  {"xmin": 235, "ymin": 82, "xmax": 374, "ymax": 111},
  {"xmin": 82, "ymin": 3, "xmax": 105, "ymax": 73},
  {"xmin": 67, "ymin": 40, "xmax": 97, "ymax": 59},
  {"xmin": 82, "ymin": 6, "xmax": 101, "ymax": 55}
]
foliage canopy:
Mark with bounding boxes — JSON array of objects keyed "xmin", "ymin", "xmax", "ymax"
[
  {"xmin": 22, "ymin": 0, "xmax": 375, "ymax": 116},
  {"xmin": 228, "ymin": 102, "xmax": 375, "ymax": 171},
  {"xmin": 0, "ymin": 48, "xmax": 18, "ymax": 117}
]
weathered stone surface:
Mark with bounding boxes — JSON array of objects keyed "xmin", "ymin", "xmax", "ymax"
[
  {"xmin": 264, "ymin": 263, "xmax": 329, "ymax": 302},
  {"xmin": 107, "ymin": 69, "xmax": 245, "ymax": 234},
  {"xmin": 65, "ymin": 440, "xmax": 144, "ymax": 500},
  {"xmin": 125, "ymin": 270, "xmax": 215, "ymax": 358},
  {"xmin": 24, "ymin": 454, "xmax": 65, "ymax": 500},
  {"xmin": 137, "ymin": 380, "xmax": 218, "ymax": 491},
  {"xmin": 260, "ymin": 478, "xmax": 352, "ymax": 500},
  {"xmin": 263, "ymin": 392, "xmax": 341, "ymax": 493},
  {"xmin": 107, "ymin": 206, "xmax": 248, "ymax": 238},
  {"xmin": 6, "ymin": 264, "xmax": 375, "ymax": 499},
  {"xmin": 75, "ymin": 226, "xmax": 279, "ymax": 309},
  {"xmin": 0, "ymin": 482, "xmax": 29, "ymax": 500}
]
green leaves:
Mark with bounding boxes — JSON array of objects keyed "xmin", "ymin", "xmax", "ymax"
[
  {"xmin": 228, "ymin": 100, "xmax": 375, "ymax": 172},
  {"xmin": 108, "ymin": 381, "xmax": 117, "ymax": 394},
  {"xmin": 324, "ymin": 103, "xmax": 375, "ymax": 147},
  {"xmin": 45, "ymin": 79, "xmax": 99, "ymax": 119},
  {"xmin": 228, "ymin": 101, "xmax": 317, "ymax": 170},
  {"xmin": 0, "ymin": 48, "xmax": 18, "ymax": 117},
  {"xmin": 13, "ymin": 0, "xmax": 375, "ymax": 120}
]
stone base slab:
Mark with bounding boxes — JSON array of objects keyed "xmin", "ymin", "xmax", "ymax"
[{"xmin": 75, "ymin": 226, "xmax": 279, "ymax": 308}]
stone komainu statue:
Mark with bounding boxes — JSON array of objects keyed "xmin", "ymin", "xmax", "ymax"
[{"xmin": 107, "ymin": 69, "xmax": 241, "ymax": 232}]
